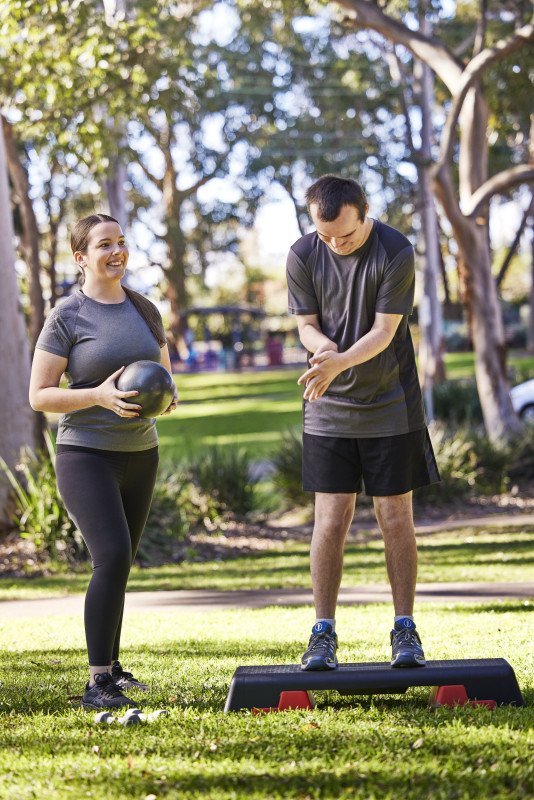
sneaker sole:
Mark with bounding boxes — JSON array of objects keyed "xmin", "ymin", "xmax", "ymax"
[
  {"xmin": 301, "ymin": 659, "xmax": 338, "ymax": 671},
  {"xmin": 115, "ymin": 682, "xmax": 149, "ymax": 691},
  {"xmin": 391, "ymin": 656, "xmax": 426, "ymax": 668}
]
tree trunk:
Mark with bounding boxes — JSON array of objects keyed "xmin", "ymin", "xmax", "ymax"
[
  {"xmin": 415, "ymin": 17, "xmax": 445, "ymax": 421},
  {"xmin": 529, "ymin": 225, "xmax": 534, "ymax": 354},
  {"xmin": 458, "ymin": 87, "xmax": 520, "ymax": 439},
  {"xmin": 105, "ymin": 157, "xmax": 128, "ymax": 231},
  {"xmin": 0, "ymin": 124, "xmax": 36, "ymax": 526},
  {"xmin": 2, "ymin": 118, "xmax": 45, "ymax": 350}
]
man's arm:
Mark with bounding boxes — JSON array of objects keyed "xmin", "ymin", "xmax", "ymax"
[
  {"xmin": 297, "ymin": 312, "xmax": 402, "ymax": 402},
  {"xmin": 296, "ymin": 314, "xmax": 338, "ymax": 356}
]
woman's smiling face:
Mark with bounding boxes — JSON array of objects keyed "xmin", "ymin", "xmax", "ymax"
[{"xmin": 75, "ymin": 221, "xmax": 129, "ymax": 282}]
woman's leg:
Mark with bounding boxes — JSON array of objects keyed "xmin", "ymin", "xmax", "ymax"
[
  {"xmin": 55, "ymin": 450, "xmax": 133, "ymax": 673},
  {"xmin": 111, "ymin": 447, "xmax": 159, "ymax": 662}
]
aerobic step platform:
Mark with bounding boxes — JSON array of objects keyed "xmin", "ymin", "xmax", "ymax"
[{"xmin": 224, "ymin": 658, "xmax": 523, "ymax": 712}]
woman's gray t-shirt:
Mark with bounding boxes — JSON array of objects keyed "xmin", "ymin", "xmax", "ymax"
[
  {"xmin": 286, "ymin": 219, "xmax": 426, "ymax": 438},
  {"xmin": 35, "ymin": 290, "xmax": 164, "ymax": 451}
]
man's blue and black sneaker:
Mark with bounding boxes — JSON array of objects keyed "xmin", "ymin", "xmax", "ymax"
[
  {"xmin": 390, "ymin": 618, "xmax": 426, "ymax": 668},
  {"xmin": 301, "ymin": 621, "xmax": 338, "ymax": 671}
]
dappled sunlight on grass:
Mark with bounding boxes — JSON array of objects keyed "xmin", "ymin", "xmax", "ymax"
[{"xmin": 0, "ymin": 606, "xmax": 532, "ymax": 799}]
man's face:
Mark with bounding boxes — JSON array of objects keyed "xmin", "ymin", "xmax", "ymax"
[{"xmin": 309, "ymin": 202, "xmax": 368, "ymax": 256}]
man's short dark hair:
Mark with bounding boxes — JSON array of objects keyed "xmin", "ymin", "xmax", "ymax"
[{"xmin": 305, "ymin": 175, "xmax": 367, "ymax": 222}]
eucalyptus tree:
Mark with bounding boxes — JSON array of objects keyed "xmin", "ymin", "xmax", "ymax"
[
  {"xmin": 0, "ymin": 124, "xmax": 36, "ymax": 524},
  {"xmin": 334, "ymin": 0, "xmax": 534, "ymax": 441}
]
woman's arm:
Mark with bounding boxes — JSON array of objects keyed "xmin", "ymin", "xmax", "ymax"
[
  {"xmin": 160, "ymin": 344, "xmax": 179, "ymax": 414},
  {"xmin": 29, "ymin": 350, "xmax": 141, "ymax": 418}
]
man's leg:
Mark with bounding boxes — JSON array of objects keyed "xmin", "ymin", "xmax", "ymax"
[
  {"xmin": 311, "ymin": 492, "xmax": 356, "ymax": 618},
  {"xmin": 373, "ymin": 492, "xmax": 416, "ymax": 615},
  {"xmin": 373, "ymin": 491, "xmax": 425, "ymax": 667},
  {"xmin": 301, "ymin": 492, "xmax": 356, "ymax": 671}
]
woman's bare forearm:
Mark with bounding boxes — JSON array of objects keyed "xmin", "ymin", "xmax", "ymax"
[{"xmin": 30, "ymin": 386, "xmax": 100, "ymax": 414}]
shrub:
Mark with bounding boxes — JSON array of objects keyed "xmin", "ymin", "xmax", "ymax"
[
  {"xmin": 138, "ymin": 462, "xmax": 218, "ymax": 565},
  {"xmin": 417, "ymin": 424, "xmax": 509, "ymax": 503},
  {"xmin": 432, "ymin": 380, "xmax": 483, "ymax": 424},
  {"xmin": 188, "ymin": 445, "xmax": 259, "ymax": 516},
  {"xmin": 0, "ymin": 432, "xmax": 85, "ymax": 564},
  {"xmin": 271, "ymin": 428, "xmax": 311, "ymax": 507},
  {"xmin": 507, "ymin": 425, "xmax": 534, "ymax": 483}
]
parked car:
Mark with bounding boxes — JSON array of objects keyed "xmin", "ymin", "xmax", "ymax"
[{"xmin": 510, "ymin": 379, "xmax": 534, "ymax": 422}]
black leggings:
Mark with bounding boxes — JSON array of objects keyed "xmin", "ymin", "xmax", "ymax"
[{"xmin": 56, "ymin": 445, "xmax": 159, "ymax": 666}]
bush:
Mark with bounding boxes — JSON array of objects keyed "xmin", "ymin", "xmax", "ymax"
[
  {"xmin": 432, "ymin": 380, "xmax": 483, "ymax": 424},
  {"xmin": 0, "ymin": 432, "xmax": 85, "ymax": 564},
  {"xmin": 138, "ymin": 462, "xmax": 218, "ymax": 565},
  {"xmin": 271, "ymin": 428, "xmax": 311, "ymax": 507},
  {"xmin": 417, "ymin": 424, "xmax": 509, "ymax": 503},
  {"xmin": 507, "ymin": 425, "xmax": 534, "ymax": 483},
  {"xmin": 188, "ymin": 445, "xmax": 259, "ymax": 516}
]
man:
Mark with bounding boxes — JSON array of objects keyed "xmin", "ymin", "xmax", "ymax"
[{"xmin": 286, "ymin": 174, "xmax": 440, "ymax": 671}]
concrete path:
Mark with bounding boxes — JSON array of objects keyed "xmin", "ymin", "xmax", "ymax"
[{"xmin": 1, "ymin": 582, "xmax": 532, "ymax": 619}]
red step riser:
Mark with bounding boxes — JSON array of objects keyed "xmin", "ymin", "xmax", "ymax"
[
  {"xmin": 252, "ymin": 690, "xmax": 315, "ymax": 714},
  {"xmin": 432, "ymin": 684, "xmax": 497, "ymax": 709}
]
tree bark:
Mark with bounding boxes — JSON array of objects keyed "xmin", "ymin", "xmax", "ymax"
[
  {"xmin": 336, "ymin": 0, "xmax": 532, "ymax": 440},
  {"xmin": 414, "ymin": 14, "xmax": 445, "ymax": 421},
  {"xmin": 2, "ymin": 117, "xmax": 45, "ymax": 350},
  {"xmin": 0, "ymin": 124, "xmax": 36, "ymax": 526}
]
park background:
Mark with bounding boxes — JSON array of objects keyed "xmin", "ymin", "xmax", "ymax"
[{"xmin": 0, "ymin": 2, "xmax": 533, "ymax": 799}]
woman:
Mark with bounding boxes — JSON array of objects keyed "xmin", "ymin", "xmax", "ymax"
[{"xmin": 29, "ymin": 213, "xmax": 178, "ymax": 710}]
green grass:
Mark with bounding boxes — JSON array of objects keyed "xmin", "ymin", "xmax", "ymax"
[
  {"xmin": 0, "ymin": 604, "xmax": 532, "ymax": 799},
  {"xmin": 1, "ymin": 525, "xmax": 532, "ymax": 600}
]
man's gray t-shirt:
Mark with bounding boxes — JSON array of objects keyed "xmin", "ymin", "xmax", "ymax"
[
  {"xmin": 35, "ymin": 290, "xmax": 164, "ymax": 451},
  {"xmin": 286, "ymin": 219, "xmax": 425, "ymax": 437}
]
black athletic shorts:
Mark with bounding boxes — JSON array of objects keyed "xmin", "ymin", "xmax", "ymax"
[{"xmin": 302, "ymin": 428, "xmax": 440, "ymax": 496}]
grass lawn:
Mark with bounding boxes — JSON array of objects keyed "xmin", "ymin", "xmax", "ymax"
[
  {"xmin": 1, "ymin": 524, "xmax": 532, "ymax": 601},
  {"xmin": 0, "ymin": 604, "xmax": 531, "ymax": 800}
]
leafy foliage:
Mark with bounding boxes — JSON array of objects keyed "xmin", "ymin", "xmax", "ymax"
[
  {"xmin": 418, "ymin": 424, "xmax": 509, "ymax": 503},
  {"xmin": 0, "ymin": 431, "xmax": 84, "ymax": 564},
  {"xmin": 271, "ymin": 427, "xmax": 310, "ymax": 507},
  {"xmin": 432, "ymin": 379, "xmax": 484, "ymax": 424},
  {"xmin": 138, "ymin": 462, "xmax": 218, "ymax": 565},
  {"xmin": 188, "ymin": 445, "xmax": 259, "ymax": 516}
]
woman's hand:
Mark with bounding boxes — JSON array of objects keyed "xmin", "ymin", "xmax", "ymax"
[
  {"xmin": 161, "ymin": 383, "xmax": 179, "ymax": 416},
  {"xmin": 94, "ymin": 367, "xmax": 142, "ymax": 418}
]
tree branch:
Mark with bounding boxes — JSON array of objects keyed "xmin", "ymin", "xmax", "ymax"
[
  {"xmin": 496, "ymin": 193, "xmax": 534, "ymax": 287},
  {"xmin": 337, "ymin": 0, "xmax": 463, "ymax": 91},
  {"xmin": 129, "ymin": 149, "xmax": 163, "ymax": 191},
  {"xmin": 181, "ymin": 154, "xmax": 227, "ymax": 198},
  {"xmin": 462, "ymin": 164, "xmax": 534, "ymax": 218},
  {"xmin": 436, "ymin": 17, "xmax": 534, "ymax": 175}
]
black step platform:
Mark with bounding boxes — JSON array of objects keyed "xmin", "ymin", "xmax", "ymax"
[{"xmin": 224, "ymin": 658, "xmax": 523, "ymax": 711}]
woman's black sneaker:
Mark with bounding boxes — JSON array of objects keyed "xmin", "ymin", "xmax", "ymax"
[
  {"xmin": 111, "ymin": 661, "xmax": 149, "ymax": 691},
  {"xmin": 301, "ymin": 622, "xmax": 338, "ymax": 671},
  {"xmin": 82, "ymin": 672, "xmax": 138, "ymax": 710}
]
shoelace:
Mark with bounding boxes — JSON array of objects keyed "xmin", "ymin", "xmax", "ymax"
[
  {"xmin": 112, "ymin": 662, "xmax": 133, "ymax": 680},
  {"xmin": 95, "ymin": 674, "xmax": 125, "ymax": 699},
  {"xmin": 394, "ymin": 629, "xmax": 421, "ymax": 647},
  {"xmin": 308, "ymin": 632, "xmax": 335, "ymax": 652}
]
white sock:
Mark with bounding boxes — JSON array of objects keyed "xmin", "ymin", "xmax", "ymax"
[{"xmin": 314, "ymin": 618, "xmax": 336, "ymax": 632}]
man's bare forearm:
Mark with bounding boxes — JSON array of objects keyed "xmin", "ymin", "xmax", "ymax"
[
  {"xmin": 336, "ymin": 327, "xmax": 393, "ymax": 371},
  {"xmin": 298, "ymin": 322, "xmax": 337, "ymax": 353}
]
